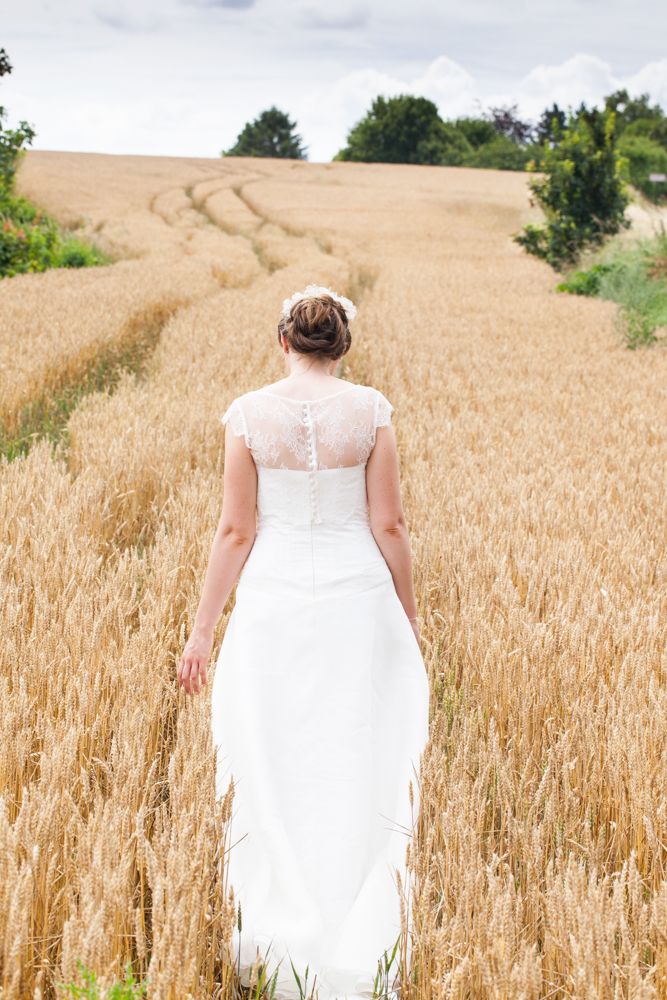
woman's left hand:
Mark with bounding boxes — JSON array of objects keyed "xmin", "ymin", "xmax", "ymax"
[{"xmin": 178, "ymin": 628, "xmax": 213, "ymax": 695}]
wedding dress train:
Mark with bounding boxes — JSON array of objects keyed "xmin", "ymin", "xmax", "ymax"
[{"xmin": 211, "ymin": 384, "xmax": 429, "ymax": 1000}]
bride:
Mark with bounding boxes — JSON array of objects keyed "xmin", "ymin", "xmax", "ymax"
[{"xmin": 178, "ymin": 286, "xmax": 429, "ymax": 999}]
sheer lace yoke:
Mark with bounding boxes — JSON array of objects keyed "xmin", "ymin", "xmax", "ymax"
[{"xmin": 223, "ymin": 384, "xmax": 393, "ymax": 472}]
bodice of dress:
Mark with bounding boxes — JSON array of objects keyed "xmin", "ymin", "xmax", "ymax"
[{"xmin": 223, "ymin": 385, "xmax": 392, "ymax": 526}]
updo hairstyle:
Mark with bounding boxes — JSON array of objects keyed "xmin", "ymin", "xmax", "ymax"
[{"xmin": 278, "ymin": 295, "xmax": 351, "ymax": 361}]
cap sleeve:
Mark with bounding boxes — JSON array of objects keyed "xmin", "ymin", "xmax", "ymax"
[
  {"xmin": 222, "ymin": 398, "xmax": 249, "ymax": 443},
  {"xmin": 375, "ymin": 391, "xmax": 393, "ymax": 429}
]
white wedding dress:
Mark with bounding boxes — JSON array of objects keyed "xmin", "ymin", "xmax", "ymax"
[{"xmin": 211, "ymin": 383, "xmax": 429, "ymax": 1000}]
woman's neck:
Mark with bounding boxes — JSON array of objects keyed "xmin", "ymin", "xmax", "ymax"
[
  {"xmin": 263, "ymin": 353, "xmax": 344, "ymax": 400},
  {"xmin": 287, "ymin": 355, "xmax": 333, "ymax": 379}
]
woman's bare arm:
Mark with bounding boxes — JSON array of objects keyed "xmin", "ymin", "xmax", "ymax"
[
  {"xmin": 178, "ymin": 425, "xmax": 257, "ymax": 695},
  {"xmin": 366, "ymin": 424, "xmax": 420, "ymax": 645}
]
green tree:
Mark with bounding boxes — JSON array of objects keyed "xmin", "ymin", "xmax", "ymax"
[
  {"xmin": 0, "ymin": 47, "xmax": 36, "ymax": 201},
  {"xmin": 0, "ymin": 48, "xmax": 11, "ymax": 78},
  {"xmin": 0, "ymin": 110, "xmax": 36, "ymax": 200},
  {"xmin": 617, "ymin": 134, "xmax": 667, "ymax": 202},
  {"xmin": 224, "ymin": 107, "xmax": 306, "ymax": 159},
  {"xmin": 335, "ymin": 95, "xmax": 461, "ymax": 164},
  {"xmin": 604, "ymin": 89, "xmax": 664, "ymax": 130},
  {"xmin": 513, "ymin": 106, "xmax": 630, "ymax": 269},
  {"xmin": 535, "ymin": 103, "xmax": 567, "ymax": 146},
  {"xmin": 468, "ymin": 134, "xmax": 531, "ymax": 171},
  {"xmin": 452, "ymin": 117, "xmax": 496, "ymax": 150}
]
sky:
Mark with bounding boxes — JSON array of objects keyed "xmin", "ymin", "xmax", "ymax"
[{"xmin": 1, "ymin": 0, "xmax": 667, "ymax": 162}]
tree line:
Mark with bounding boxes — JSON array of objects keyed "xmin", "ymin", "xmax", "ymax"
[
  {"xmin": 225, "ymin": 93, "xmax": 667, "ymax": 270},
  {"xmin": 225, "ymin": 93, "xmax": 667, "ymax": 204}
]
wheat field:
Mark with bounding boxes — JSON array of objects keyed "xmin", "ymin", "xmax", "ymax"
[{"xmin": 1, "ymin": 149, "xmax": 666, "ymax": 1000}]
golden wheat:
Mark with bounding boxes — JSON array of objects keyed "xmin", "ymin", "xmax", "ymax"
[{"xmin": 0, "ymin": 150, "xmax": 665, "ymax": 999}]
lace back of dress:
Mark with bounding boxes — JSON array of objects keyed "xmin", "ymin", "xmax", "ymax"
[{"xmin": 223, "ymin": 385, "xmax": 393, "ymax": 471}]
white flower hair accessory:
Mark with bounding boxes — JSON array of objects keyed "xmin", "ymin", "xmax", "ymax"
[{"xmin": 281, "ymin": 284, "xmax": 357, "ymax": 323}]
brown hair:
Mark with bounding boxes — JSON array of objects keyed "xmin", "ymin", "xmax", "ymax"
[{"xmin": 278, "ymin": 295, "xmax": 351, "ymax": 360}]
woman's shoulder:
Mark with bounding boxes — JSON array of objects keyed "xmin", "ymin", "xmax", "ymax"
[{"xmin": 349, "ymin": 383, "xmax": 393, "ymax": 408}]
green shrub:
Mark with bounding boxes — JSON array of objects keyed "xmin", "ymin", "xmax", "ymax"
[
  {"xmin": 513, "ymin": 108, "xmax": 630, "ymax": 269},
  {"xmin": 56, "ymin": 233, "xmax": 110, "ymax": 268},
  {"xmin": 466, "ymin": 134, "xmax": 532, "ymax": 171},
  {"xmin": 427, "ymin": 122, "xmax": 473, "ymax": 166},
  {"xmin": 0, "ymin": 212, "xmax": 111, "ymax": 278},
  {"xmin": 557, "ymin": 230, "xmax": 667, "ymax": 348},
  {"xmin": 617, "ymin": 134, "xmax": 667, "ymax": 202},
  {"xmin": 648, "ymin": 118, "xmax": 667, "ymax": 149},
  {"xmin": 556, "ymin": 263, "xmax": 615, "ymax": 295},
  {"xmin": 451, "ymin": 117, "xmax": 497, "ymax": 150},
  {"xmin": 0, "ymin": 216, "xmax": 56, "ymax": 276},
  {"xmin": 0, "ymin": 106, "xmax": 110, "ymax": 278}
]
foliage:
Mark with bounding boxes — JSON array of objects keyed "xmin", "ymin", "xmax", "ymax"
[
  {"xmin": 452, "ymin": 117, "xmax": 496, "ymax": 150},
  {"xmin": 336, "ymin": 96, "xmax": 534, "ymax": 171},
  {"xmin": 335, "ymin": 95, "xmax": 453, "ymax": 165},
  {"xmin": 61, "ymin": 961, "xmax": 147, "ymax": 1000},
  {"xmin": 0, "ymin": 215, "xmax": 56, "ymax": 276},
  {"xmin": 604, "ymin": 89, "xmax": 664, "ymax": 129},
  {"xmin": 556, "ymin": 262, "xmax": 614, "ymax": 295},
  {"xmin": 0, "ymin": 208, "xmax": 110, "ymax": 278},
  {"xmin": 485, "ymin": 103, "xmax": 534, "ymax": 144},
  {"xmin": 0, "ymin": 110, "xmax": 35, "ymax": 200},
  {"xmin": 224, "ymin": 107, "xmax": 306, "ymax": 159},
  {"xmin": 535, "ymin": 103, "xmax": 567, "ymax": 146},
  {"xmin": 513, "ymin": 107, "xmax": 630, "ymax": 269},
  {"xmin": 557, "ymin": 230, "xmax": 667, "ymax": 347},
  {"xmin": 0, "ymin": 47, "xmax": 12, "ymax": 78},
  {"xmin": 466, "ymin": 134, "xmax": 532, "ymax": 171},
  {"xmin": 617, "ymin": 134, "xmax": 667, "ymax": 202},
  {"xmin": 0, "ymin": 52, "xmax": 109, "ymax": 277}
]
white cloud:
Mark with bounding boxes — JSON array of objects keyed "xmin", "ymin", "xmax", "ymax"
[
  {"xmin": 298, "ymin": 52, "xmax": 667, "ymax": 160},
  {"xmin": 297, "ymin": 57, "xmax": 480, "ymax": 160},
  {"xmin": 410, "ymin": 57, "xmax": 477, "ymax": 120},
  {"xmin": 626, "ymin": 59, "xmax": 667, "ymax": 110},
  {"xmin": 3, "ymin": 0, "xmax": 667, "ymax": 164},
  {"xmin": 510, "ymin": 53, "xmax": 620, "ymax": 118}
]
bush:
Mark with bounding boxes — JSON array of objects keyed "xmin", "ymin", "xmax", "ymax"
[
  {"xmin": 56, "ymin": 233, "xmax": 109, "ymax": 268},
  {"xmin": 513, "ymin": 107, "xmax": 630, "ymax": 270},
  {"xmin": 0, "ymin": 209, "xmax": 111, "ymax": 279},
  {"xmin": 557, "ymin": 231, "xmax": 667, "ymax": 348},
  {"xmin": 556, "ymin": 263, "xmax": 615, "ymax": 295},
  {"xmin": 0, "ymin": 217, "xmax": 56, "ymax": 276},
  {"xmin": 426, "ymin": 122, "xmax": 473, "ymax": 167},
  {"xmin": 467, "ymin": 134, "xmax": 532, "ymax": 171},
  {"xmin": 452, "ymin": 117, "xmax": 497, "ymax": 150},
  {"xmin": 0, "ymin": 110, "xmax": 111, "ymax": 278},
  {"xmin": 617, "ymin": 134, "xmax": 667, "ymax": 202}
]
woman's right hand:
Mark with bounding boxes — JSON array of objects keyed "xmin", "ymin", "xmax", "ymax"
[
  {"xmin": 178, "ymin": 627, "xmax": 213, "ymax": 695},
  {"xmin": 409, "ymin": 619, "xmax": 421, "ymax": 647}
]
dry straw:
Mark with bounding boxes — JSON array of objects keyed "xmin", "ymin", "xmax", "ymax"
[{"xmin": 0, "ymin": 150, "xmax": 665, "ymax": 998}]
